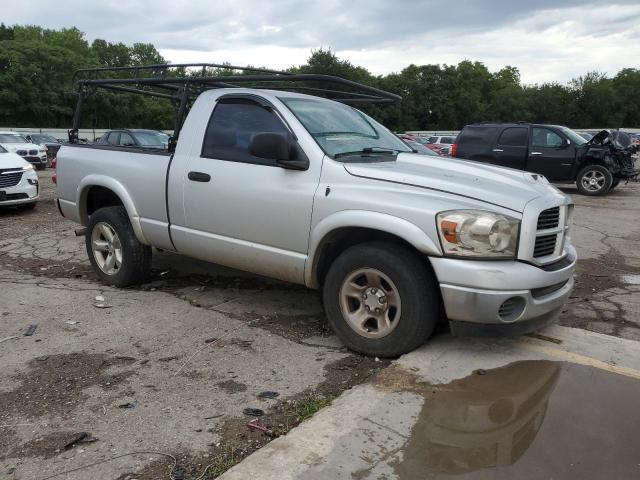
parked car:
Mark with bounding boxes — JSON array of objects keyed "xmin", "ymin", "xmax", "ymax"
[
  {"xmin": 403, "ymin": 140, "xmax": 441, "ymax": 156},
  {"xmin": 57, "ymin": 69, "xmax": 576, "ymax": 357},
  {"xmin": 426, "ymin": 135, "xmax": 457, "ymax": 155},
  {"xmin": 0, "ymin": 144, "xmax": 39, "ymax": 210},
  {"xmin": 0, "ymin": 131, "xmax": 48, "ymax": 170},
  {"xmin": 95, "ymin": 129, "xmax": 170, "ymax": 149},
  {"xmin": 453, "ymin": 123, "xmax": 639, "ymax": 195},
  {"xmin": 395, "ymin": 133, "xmax": 419, "ymax": 143},
  {"xmin": 24, "ymin": 133, "xmax": 62, "ymax": 164}
]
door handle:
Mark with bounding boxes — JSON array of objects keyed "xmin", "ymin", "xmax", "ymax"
[
  {"xmin": 492, "ymin": 148, "xmax": 504, "ymax": 152},
  {"xmin": 530, "ymin": 152, "xmax": 543, "ymax": 156},
  {"xmin": 188, "ymin": 171, "xmax": 211, "ymax": 182}
]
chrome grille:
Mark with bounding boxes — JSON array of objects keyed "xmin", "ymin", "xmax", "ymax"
[
  {"xmin": 0, "ymin": 169, "xmax": 23, "ymax": 188},
  {"xmin": 536, "ymin": 207, "xmax": 560, "ymax": 230},
  {"xmin": 28, "ymin": 149, "xmax": 38, "ymax": 156},
  {"xmin": 529, "ymin": 205, "xmax": 571, "ymax": 262},
  {"xmin": 16, "ymin": 149, "xmax": 27, "ymax": 156},
  {"xmin": 534, "ymin": 234, "xmax": 558, "ymax": 258}
]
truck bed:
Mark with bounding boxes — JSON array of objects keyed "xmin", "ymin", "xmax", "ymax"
[{"xmin": 56, "ymin": 144, "xmax": 174, "ymax": 250}]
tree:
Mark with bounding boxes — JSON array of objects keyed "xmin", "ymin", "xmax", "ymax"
[{"xmin": 0, "ymin": 25, "xmax": 637, "ymax": 131}]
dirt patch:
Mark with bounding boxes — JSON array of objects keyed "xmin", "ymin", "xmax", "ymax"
[
  {"xmin": 559, "ymin": 246, "xmax": 640, "ymax": 337},
  {"xmin": 216, "ymin": 380, "xmax": 248, "ymax": 394},
  {"xmin": 0, "ymin": 252, "xmax": 93, "ymax": 279},
  {"xmin": 573, "ymin": 249, "xmax": 640, "ymax": 293},
  {"xmin": 143, "ymin": 268, "xmax": 309, "ymax": 293},
  {"xmin": 6, "ymin": 431, "xmax": 97, "ymax": 460},
  {"xmin": 0, "ymin": 353, "xmax": 135, "ymax": 423},
  {"xmin": 0, "ymin": 428, "xmax": 19, "ymax": 462},
  {"xmin": 135, "ymin": 354, "xmax": 389, "ymax": 479},
  {"xmin": 0, "ymin": 170, "xmax": 76, "ymax": 238}
]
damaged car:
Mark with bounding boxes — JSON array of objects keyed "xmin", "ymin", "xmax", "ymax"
[{"xmin": 453, "ymin": 124, "xmax": 639, "ymax": 195}]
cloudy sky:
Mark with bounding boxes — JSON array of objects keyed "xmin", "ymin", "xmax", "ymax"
[{"xmin": 6, "ymin": 0, "xmax": 640, "ymax": 84}]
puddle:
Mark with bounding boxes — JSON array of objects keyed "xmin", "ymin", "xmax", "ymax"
[
  {"xmin": 621, "ymin": 274, "xmax": 640, "ymax": 285},
  {"xmin": 392, "ymin": 361, "xmax": 640, "ymax": 479}
]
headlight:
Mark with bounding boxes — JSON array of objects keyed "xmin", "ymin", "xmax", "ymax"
[
  {"xmin": 22, "ymin": 164, "xmax": 34, "ymax": 171},
  {"xmin": 437, "ymin": 210, "xmax": 520, "ymax": 259}
]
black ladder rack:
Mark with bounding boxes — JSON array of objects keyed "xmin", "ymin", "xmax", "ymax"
[{"xmin": 69, "ymin": 63, "xmax": 402, "ymax": 147}]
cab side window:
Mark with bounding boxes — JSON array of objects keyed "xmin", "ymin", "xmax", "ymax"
[
  {"xmin": 532, "ymin": 128, "xmax": 563, "ymax": 147},
  {"xmin": 201, "ymin": 98, "xmax": 289, "ymax": 166},
  {"xmin": 498, "ymin": 127, "xmax": 528, "ymax": 146}
]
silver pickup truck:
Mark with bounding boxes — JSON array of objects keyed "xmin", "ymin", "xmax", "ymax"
[{"xmin": 57, "ymin": 66, "xmax": 576, "ymax": 357}]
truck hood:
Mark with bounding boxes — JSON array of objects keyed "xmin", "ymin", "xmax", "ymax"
[
  {"xmin": 343, "ymin": 153, "xmax": 558, "ymax": 213},
  {"xmin": 0, "ymin": 151, "xmax": 30, "ymax": 169}
]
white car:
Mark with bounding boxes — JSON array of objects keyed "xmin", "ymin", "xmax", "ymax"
[
  {"xmin": 0, "ymin": 145, "xmax": 39, "ymax": 209},
  {"xmin": 0, "ymin": 131, "xmax": 48, "ymax": 170}
]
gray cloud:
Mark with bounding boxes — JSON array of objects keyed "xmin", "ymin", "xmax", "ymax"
[{"xmin": 3, "ymin": 1, "xmax": 640, "ymax": 82}]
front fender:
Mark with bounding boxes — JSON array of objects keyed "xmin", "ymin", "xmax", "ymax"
[
  {"xmin": 305, "ymin": 210, "xmax": 442, "ymax": 287},
  {"xmin": 77, "ymin": 175, "xmax": 148, "ymax": 245}
]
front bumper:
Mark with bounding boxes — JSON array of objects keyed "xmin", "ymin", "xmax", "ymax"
[
  {"xmin": 23, "ymin": 154, "xmax": 47, "ymax": 167},
  {"xmin": 430, "ymin": 245, "xmax": 576, "ymax": 335},
  {"xmin": 0, "ymin": 172, "xmax": 39, "ymax": 206}
]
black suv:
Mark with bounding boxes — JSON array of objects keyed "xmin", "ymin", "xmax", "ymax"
[{"xmin": 453, "ymin": 123, "xmax": 639, "ymax": 195}]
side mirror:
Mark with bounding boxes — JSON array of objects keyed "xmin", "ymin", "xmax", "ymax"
[{"xmin": 249, "ymin": 132, "xmax": 309, "ymax": 170}]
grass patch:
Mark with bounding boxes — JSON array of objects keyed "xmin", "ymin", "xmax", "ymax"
[
  {"xmin": 186, "ymin": 450, "xmax": 239, "ymax": 479},
  {"xmin": 290, "ymin": 394, "xmax": 337, "ymax": 423}
]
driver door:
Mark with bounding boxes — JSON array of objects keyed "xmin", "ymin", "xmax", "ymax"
[
  {"xmin": 526, "ymin": 127, "xmax": 576, "ymax": 180},
  {"xmin": 171, "ymin": 96, "xmax": 322, "ymax": 284}
]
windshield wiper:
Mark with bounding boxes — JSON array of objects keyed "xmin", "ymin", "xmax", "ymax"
[{"xmin": 333, "ymin": 147, "xmax": 399, "ymax": 159}]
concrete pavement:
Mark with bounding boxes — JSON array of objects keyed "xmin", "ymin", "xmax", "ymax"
[{"xmin": 219, "ymin": 325, "xmax": 640, "ymax": 480}]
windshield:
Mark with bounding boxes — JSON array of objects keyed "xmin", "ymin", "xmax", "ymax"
[
  {"xmin": 280, "ymin": 97, "xmax": 411, "ymax": 158},
  {"xmin": 0, "ymin": 134, "xmax": 27, "ymax": 143},
  {"xmin": 32, "ymin": 134, "xmax": 58, "ymax": 143},
  {"xmin": 559, "ymin": 127, "xmax": 587, "ymax": 146},
  {"xmin": 133, "ymin": 131, "xmax": 169, "ymax": 147}
]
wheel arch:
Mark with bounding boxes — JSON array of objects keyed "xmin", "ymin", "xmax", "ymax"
[
  {"xmin": 77, "ymin": 175, "xmax": 148, "ymax": 245},
  {"xmin": 305, "ymin": 211, "xmax": 441, "ymax": 288}
]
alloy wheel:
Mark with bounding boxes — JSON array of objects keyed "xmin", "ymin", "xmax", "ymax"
[
  {"xmin": 91, "ymin": 222, "xmax": 123, "ymax": 275},
  {"xmin": 339, "ymin": 268, "xmax": 402, "ymax": 339},
  {"xmin": 581, "ymin": 170, "xmax": 606, "ymax": 192}
]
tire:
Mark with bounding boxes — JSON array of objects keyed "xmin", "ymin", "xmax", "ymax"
[
  {"xmin": 36, "ymin": 163, "xmax": 45, "ymax": 171},
  {"xmin": 576, "ymin": 165, "xmax": 613, "ymax": 196},
  {"xmin": 86, "ymin": 206, "xmax": 151, "ymax": 287},
  {"xmin": 610, "ymin": 179, "xmax": 620, "ymax": 190},
  {"xmin": 17, "ymin": 202, "xmax": 37, "ymax": 211},
  {"xmin": 323, "ymin": 242, "xmax": 441, "ymax": 357}
]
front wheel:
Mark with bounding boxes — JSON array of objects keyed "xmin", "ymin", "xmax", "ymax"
[
  {"xmin": 86, "ymin": 206, "xmax": 151, "ymax": 287},
  {"xmin": 323, "ymin": 242, "xmax": 442, "ymax": 357},
  {"xmin": 576, "ymin": 165, "xmax": 613, "ymax": 196}
]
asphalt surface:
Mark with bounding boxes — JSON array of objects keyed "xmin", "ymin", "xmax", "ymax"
[{"xmin": 1, "ymin": 170, "xmax": 639, "ymax": 479}]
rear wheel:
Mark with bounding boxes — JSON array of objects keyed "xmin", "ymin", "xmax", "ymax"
[
  {"xmin": 576, "ymin": 165, "xmax": 612, "ymax": 196},
  {"xmin": 86, "ymin": 206, "xmax": 151, "ymax": 286},
  {"xmin": 323, "ymin": 242, "xmax": 441, "ymax": 357}
]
